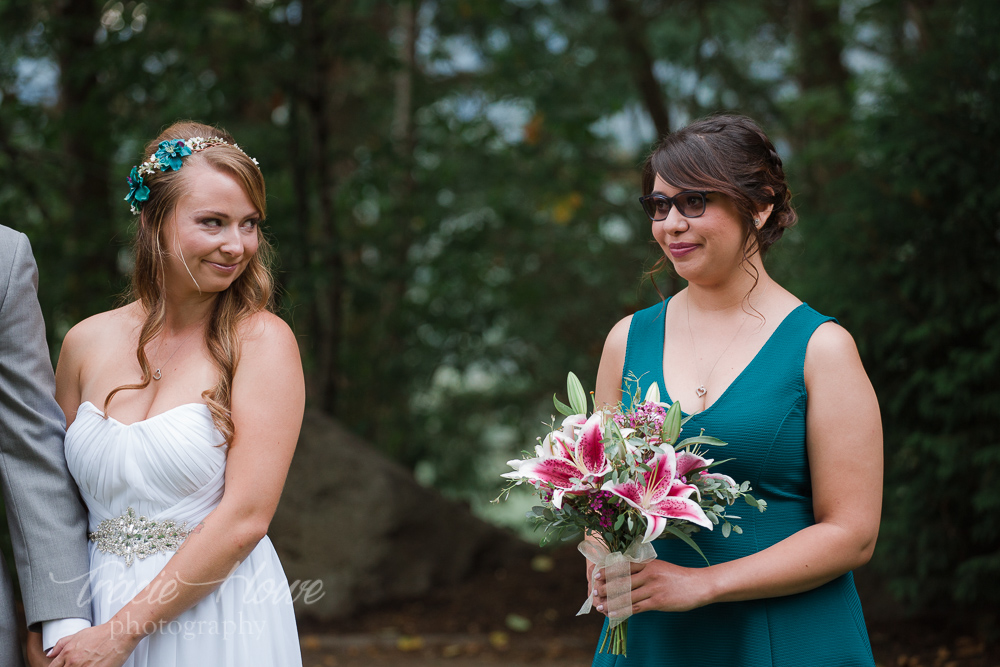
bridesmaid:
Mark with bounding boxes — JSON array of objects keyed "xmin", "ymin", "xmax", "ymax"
[{"xmin": 589, "ymin": 114, "xmax": 882, "ymax": 666}]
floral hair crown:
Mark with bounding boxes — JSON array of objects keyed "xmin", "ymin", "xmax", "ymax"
[{"xmin": 124, "ymin": 136, "xmax": 259, "ymax": 214}]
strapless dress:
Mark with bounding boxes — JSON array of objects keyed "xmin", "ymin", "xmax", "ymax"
[{"xmin": 64, "ymin": 401, "xmax": 302, "ymax": 666}]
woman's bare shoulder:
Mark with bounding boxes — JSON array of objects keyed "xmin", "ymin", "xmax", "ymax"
[
  {"xmin": 806, "ymin": 320, "xmax": 860, "ymax": 365},
  {"xmin": 604, "ymin": 314, "xmax": 634, "ymax": 354},
  {"xmin": 62, "ymin": 302, "xmax": 141, "ymax": 353},
  {"xmin": 232, "ymin": 312, "xmax": 303, "ymax": 414},
  {"xmin": 237, "ymin": 310, "xmax": 296, "ymax": 349},
  {"xmin": 235, "ymin": 311, "xmax": 300, "ymax": 381},
  {"xmin": 803, "ymin": 320, "xmax": 874, "ymax": 398}
]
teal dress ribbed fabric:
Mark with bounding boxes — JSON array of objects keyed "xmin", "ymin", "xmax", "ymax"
[{"xmin": 592, "ymin": 299, "xmax": 875, "ymax": 667}]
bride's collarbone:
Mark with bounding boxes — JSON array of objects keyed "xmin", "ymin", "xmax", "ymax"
[{"xmin": 82, "ymin": 360, "xmax": 218, "ymax": 424}]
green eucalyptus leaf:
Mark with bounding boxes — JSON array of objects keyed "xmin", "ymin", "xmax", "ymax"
[
  {"xmin": 661, "ymin": 524, "xmax": 710, "ymax": 566},
  {"xmin": 677, "ymin": 435, "xmax": 727, "ymax": 449}
]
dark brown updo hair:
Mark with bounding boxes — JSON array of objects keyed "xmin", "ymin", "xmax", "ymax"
[
  {"xmin": 105, "ymin": 121, "xmax": 274, "ymax": 445},
  {"xmin": 642, "ymin": 114, "xmax": 796, "ymax": 283}
]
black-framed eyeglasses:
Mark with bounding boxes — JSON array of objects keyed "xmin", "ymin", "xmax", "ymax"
[{"xmin": 638, "ymin": 190, "xmax": 711, "ymax": 221}]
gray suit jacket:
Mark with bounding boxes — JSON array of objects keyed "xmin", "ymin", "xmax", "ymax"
[{"xmin": 0, "ymin": 226, "xmax": 90, "ymax": 666}]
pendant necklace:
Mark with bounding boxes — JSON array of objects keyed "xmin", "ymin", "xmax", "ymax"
[
  {"xmin": 152, "ymin": 327, "xmax": 201, "ymax": 381},
  {"xmin": 686, "ymin": 294, "xmax": 748, "ymax": 399}
]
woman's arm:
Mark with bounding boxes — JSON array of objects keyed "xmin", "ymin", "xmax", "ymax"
[
  {"xmin": 48, "ymin": 313, "xmax": 305, "ymax": 666},
  {"xmin": 593, "ymin": 321, "xmax": 883, "ymax": 613},
  {"xmin": 53, "ymin": 320, "xmax": 87, "ymax": 429},
  {"xmin": 594, "ymin": 315, "xmax": 631, "ymax": 410},
  {"xmin": 584, "ymin": 316, "xmax": 632, "ymax": 588}
]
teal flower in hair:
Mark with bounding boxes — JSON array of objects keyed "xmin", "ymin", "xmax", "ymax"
[
  {"xmin": 124, "ymin": 136, "xmax": 258, "ymax": 215},
  {"xmin": 153, "ymin": 139, "xmax": 192, "ymax": 171},
  {"xmin": 124, "ymin": 166, "xmax": 150, "ymax": 213}
]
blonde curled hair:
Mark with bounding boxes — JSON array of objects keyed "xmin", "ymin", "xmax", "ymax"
[{"xmin": 104, "ymin": 121, "xmax": 274, "ymax": 445}]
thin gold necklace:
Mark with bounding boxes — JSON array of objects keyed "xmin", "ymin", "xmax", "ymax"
[{"xmin": 685, "ymin": 295, "xmax": 748, "ymax": 399}]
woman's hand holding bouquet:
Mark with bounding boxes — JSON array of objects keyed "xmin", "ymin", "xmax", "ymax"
[{"xmin": 498, "ymin": 373, "xmax": 765, "ymax": 655}]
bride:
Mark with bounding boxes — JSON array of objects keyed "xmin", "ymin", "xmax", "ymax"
[{"xmin": 33, "ymin": 121, "xmax": 304, "ymax": 666}]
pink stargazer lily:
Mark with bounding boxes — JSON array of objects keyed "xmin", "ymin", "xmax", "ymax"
[
  {"xmin": 603, "ymin": 448, "xmax": 713, "ymax": 543},
  {"xmin": 561, "ymin": 413, "xmax": 588, "ymax": 440},
  {"xmin": 503, "ymin": 412, "xmax": 612, "ymax": 508},
  {"xmin": 676, "ymin": 451, "xmax": 738, "ymax": 489}
]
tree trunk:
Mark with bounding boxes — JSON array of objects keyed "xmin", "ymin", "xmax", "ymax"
[
  {"xmin": 607, "ymin": 0, "xmax": 671, "ymax": 140},
  {"xmin": 51, "ymin": 0, "xmax": 117, "ymax": 319},
  {"xmin": 372, "ymin": 0, "xmax": 421, "ymax": 458},
  {"xmin": 300, "ymin": 0, "xmax": 343, "ymax": 415},
  {"xmin": 788, "ymin": 0, "xmax": 852, "ymax": 189},
  {"xmin": 607, "ymin": 0, "xmax": 678, "ymax": 296}
]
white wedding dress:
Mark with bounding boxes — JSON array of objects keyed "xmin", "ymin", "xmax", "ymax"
[{"xmin": 65, "ymin": 401, "xmax": 302, "ymax": 667}]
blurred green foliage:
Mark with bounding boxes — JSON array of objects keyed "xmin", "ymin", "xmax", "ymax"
[
  {"xmin": 794, "ymin": 1, "xmax": 1000, "ymax": 609},
  {"xmin": 0, "ymin": 0, "xmax": 997, "ymax": 614}
]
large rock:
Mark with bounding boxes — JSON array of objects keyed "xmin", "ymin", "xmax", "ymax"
[{"xmin": 268, "ymin": 409, "xmax": 527, "ymax": 619}]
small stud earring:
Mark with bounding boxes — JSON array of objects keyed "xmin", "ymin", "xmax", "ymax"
[{"xmin": 753, "ymin": 218, "xmax": 761, "ymax": 228}]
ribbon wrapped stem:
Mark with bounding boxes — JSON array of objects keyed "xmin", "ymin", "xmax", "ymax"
[{"xmin": 577, "ymin": 537, "xmax": 657, "ymax": 655}]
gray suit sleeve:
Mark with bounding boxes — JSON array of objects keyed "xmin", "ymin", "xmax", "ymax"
[{"xmin": 0, "ymin": 230, "xmax": 91, "ymax": 630}]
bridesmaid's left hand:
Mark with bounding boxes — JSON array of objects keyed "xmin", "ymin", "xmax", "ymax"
[
  {"xmin": 47, "ymin": 622, "xmax": 139, "ymax": 667},
  {"xmin": 592, "ymin": 560, "xmax": 710, "ymax": 614}
]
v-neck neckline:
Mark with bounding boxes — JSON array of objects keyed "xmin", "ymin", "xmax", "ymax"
[{"xmin": 657, "ymin": 298, "xmax": 807, "ymax": 418}]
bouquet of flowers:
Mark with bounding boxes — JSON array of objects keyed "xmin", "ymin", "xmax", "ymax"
[{"xmin": 497, "ymin": 373, "xmax": 766, "ymax": 656}]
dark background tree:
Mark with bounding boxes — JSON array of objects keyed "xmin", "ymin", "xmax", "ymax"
[{"xmin": 1, "ymin": 0, "xmax": 997, "ymax": 623}]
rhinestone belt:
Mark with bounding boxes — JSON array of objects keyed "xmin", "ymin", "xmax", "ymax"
[{"xmin": 89, "ymin": 507, "xmax": 191, "ymax": 567}]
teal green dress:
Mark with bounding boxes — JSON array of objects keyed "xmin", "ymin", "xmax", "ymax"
[{"xmin": 592, "ymin": 299, "xmax": 875, "ymax": 667}]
